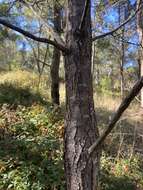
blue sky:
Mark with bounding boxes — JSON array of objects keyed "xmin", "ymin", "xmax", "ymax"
[{"xmin": 0, "ymin": 0, "xmax": 139, "ymax": 67}]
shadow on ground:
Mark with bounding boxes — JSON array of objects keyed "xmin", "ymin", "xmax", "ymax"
[
  {"xmin": 101, "ymin": 172, "xmax": 137, "ymax": 190},
  {"xmin": 0, "ymin": 127, "xmax": 64, "ymax": 189},
  {"xmin": 0, "ymin": 83, "xmax": 49, "ymax": 107}
]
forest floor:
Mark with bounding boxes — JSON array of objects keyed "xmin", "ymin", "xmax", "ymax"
[{"xmin": 0, "ymin": 70, "xmax": 143, "ymax": 190}]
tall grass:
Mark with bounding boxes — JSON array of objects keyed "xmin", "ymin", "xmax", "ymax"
[{"xmin": 0, "ymin": 70, "xmax": 50, "ymax": 98}]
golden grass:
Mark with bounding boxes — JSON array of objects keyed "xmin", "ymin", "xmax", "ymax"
[
  {"xmin": 0, "ymin": 70, "xmax": 50, "ymax": 88},
  {"xmin": 0, "ymin": 70, "xmax": 50, "ymax": 98},
  {"xmin": 94, "ymin": 94, "xmax": 121, "ymax": 112},
  {"xmin": 95, "ymin": 93, "xmax": 143, "ymax": 122},
  {"xmin": 59, "ymin": 84, "xmax": 142, "ymax": 122},
  {"xmin": 0, "ymin": 70, "xmax": 142, "ymax": 123},
  {"xmin": 0, "ymin": 70, "xmax": 38, "ymax": 87}
]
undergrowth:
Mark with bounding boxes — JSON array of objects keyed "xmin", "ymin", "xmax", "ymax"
[
  {"xmin": 0, "ymin": 104, "xmax": 65, "ymax": 190},
  {"xmin": 0, "ymin": 71, "xmax": 143, "ymax": 190}
]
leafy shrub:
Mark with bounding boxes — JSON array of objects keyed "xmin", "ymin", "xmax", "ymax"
[
  {"xmin": 0, "ymin": 70, "xmax": 142, "ymax": 190},
  {"xmin": 0, "ymin": 83, "xmax": 45, "ymax": 107},
  {"xmin": 100, "ymin": 154, "xmax": 143, "ymax": 190},
  {"xmin": 0, "ymin": 103, "xmax": 65, "ymax": 190}
]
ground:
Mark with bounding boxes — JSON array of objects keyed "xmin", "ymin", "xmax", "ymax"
[{"xmin": 0, "ymin": 71, "xmax": 143, "ymax": 190}]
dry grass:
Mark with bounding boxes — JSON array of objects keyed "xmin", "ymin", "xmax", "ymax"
[
  {"xmin": 0, "ymin": 70, "xmax": 142, "ymax": 125},
  {"xmin": 94, "ymin": 94, "xmax": 121, "ymax": 112},
  {"xmin": 0, "ymin": 70, "xmax": 50, "ymax": 99},
  {"xmin": 94, "ymin": 93, "xmax": 143, "ymax": 159},
  {"xmin": 59, "ymin": 84, "xmax": 143, "ymax": 123},
  {"xmin": 0, "ymin": 70, "xmax": 39, "ymax": 87},
  {"xmin": 94, "ymin": 93, "xmax": 143, "ymax": 123}
]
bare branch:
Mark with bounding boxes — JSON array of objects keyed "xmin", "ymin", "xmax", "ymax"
[
  {"xmin": 40, "ymin": 44, "xmax": 49, "ymax": 75},
  {"xmin": 37, "ymin": 59, "xmax": 51, "ymax": 67},
  {"xmin": 78, "ymin": 0, "xmax": 90, "ymax": 31},
  {"xmin": 19, "ymin": 0, "xmax": 66, "ymax": 47},
  {"xmin": 112, "ymin": 34, "xmax": 142, "ymax": 47},
  {"xmin": 88, "ymin": 76, "xmax": 143, "ymax": 155},
  {"xmin": 92, "ymin": 2, "xmax": 143, "ymax": 41},
  {"xmin": 0, "ymin": 18, "xmax": 69, "ymax": 53}
]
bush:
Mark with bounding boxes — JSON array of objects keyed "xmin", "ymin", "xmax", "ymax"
[
  {"xmin": 0, "ymin": 103, "xmax": 65, "ymax": 190},
  {"xmin": 100, "ymin": 154, "xmax": 143, "ymax": 190}
]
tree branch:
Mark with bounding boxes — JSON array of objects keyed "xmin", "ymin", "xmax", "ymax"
[
  {"xmin": 37, "ymin": 59, "xmax": 51, "ymax": 67},
  {"xmin": 92, "ymin": 2, "xmax": 143, "ymax": 41},
  {"xmin": 88, "ymin": 76, "xmax": 143, "ymax": 155},
  {"xmin": 19, "ymin": 0, "xmax": 66, "ymax": 47},
  {"xmin": 112, "ymin": 34, "xmax": 142, "ymax": 47},
  {"xmin": 78, "ymin": 0, "xmax": 90, "ymax": 31},
  {"xmin": 0, "ymin": 18, "xmax": 69, "ymax": 53}
]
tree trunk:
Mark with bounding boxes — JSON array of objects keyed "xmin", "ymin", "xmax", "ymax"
[
  {"xmin": 137, "ymin": 0, "xmax": 143, "ymax": 107},
  {"xmin": 92, "ymin": 43, "xmax": 100, "ymax": 87},
  {"xmin": 140, "ymin": 39, "xmax": 143, "ymax": 107},
  {"xmin": 51, "ymin": 47, "xmax": 60, "ymax": 105},
  {"xmin": 51, "ymin": 4, "xmax": 61, "ymax": 105},
  {"xmin": 64, "ymin": 1, "xmax": 100, "ymax": 190},
  {"xmin": 118, "ymin": 3, "xmax": 125, "ymax": 99},
  {"xmin": 120, "ymin": 37, "xmax": 125, "ymax": 98}
]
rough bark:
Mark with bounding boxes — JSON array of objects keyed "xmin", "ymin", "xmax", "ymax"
[
  {"xmin": 51, "ymin": 4, "xmax": 61, "ymax": 105},
  {"xmin": 137, "ymin": 0, "xmax": 143, "ymax": 107},
  {"xmin": 140, "ymin": 40, "xmax": 143, "ymax": 107},
  {"xmin": 64, "ymin": 1, "xmax": 100, "ymax": 190},
  {"xmin": 51, "ymin": 48, "xmax": 60, "ymax": 105}
]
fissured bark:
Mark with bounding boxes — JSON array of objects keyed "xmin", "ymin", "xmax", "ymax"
[{"xmin": 64, "ymin": 1, "xmax": 100, "ymax": 189}]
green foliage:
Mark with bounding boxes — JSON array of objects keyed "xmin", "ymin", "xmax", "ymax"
[
  {"xmin": 100, "ymin": 154, "xmax": 143, "ymax": 190},
  {"xmin": 97, "ymin": 77, "xmax": 113, "ymax": 95},
  {"xmin": 0, "ymin": 103, "xmax": 65, "ymax": 190},
  {"xmin": 96, "ymin": 39, "xmax": 111, "ymax": 49},
  {"xmin": 0, "ymin": 83, "xmax": 44, "ymax": 106},
  {"xmin": 0, "ymin": 75, "xmax": 64, "ymax": 190},
  {"xmin": 100, "ymin": 77, "xmax": 111, "ymax": 92},
  {"xmin": 96, "ymin": 76, "xmax": 120, "ymax": 96},
  {"xmin": 0, "ymin": 71, "xmax": 142, "ymax": 190}
]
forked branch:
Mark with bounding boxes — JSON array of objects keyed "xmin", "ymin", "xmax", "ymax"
[
  {"xmin": 0, "ymin": 18, "xmax": 69, "ymax": 53},
  {"xmin": 19, "ymin": 0, "xmax": 66, "ymax": 47},
  {"xmin": 89, "ymin": 76, "xmax": 143, "ymax": 156}
]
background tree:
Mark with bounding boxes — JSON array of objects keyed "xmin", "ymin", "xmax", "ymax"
[
  {"xmin": 137, "ymin": 0, "xmax": 143, "ymax": 107},
  {"xmin": 51, "ymin": 2, "xmax": 61, "ymax": 105}
]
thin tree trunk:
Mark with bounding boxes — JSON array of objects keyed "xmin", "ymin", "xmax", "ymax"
[
  {"xmin": 51, "ymin": 4, "xmax": 61, "ymax": 105},
  {"xmin": 140, "ymin": 40, "xmax": 143, "ymax": 107},
  {"xmin": 118, "ymin": 3, "xmax": 125, "ymax": 99},
  {"xmin": 64, "ymin": 1, "xmax": 100, "ymax": 189},
  {"xmin": 137, "ymin": 58, "xmax": 141, "ymax": 79},
  {"xmin": 51, "ymin": 47, "xmax": 60, "ymax": 105},
  {"xmin": 137, "ymin": 0, "xmax": 143, "ymax": 107},
  {"xmin": 92, "ymin": 43, "xmax": 99, "ymax": 87},
  {"xmin": 120, "ymin": 30, "xmax": 125, "ymax": 98}
]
